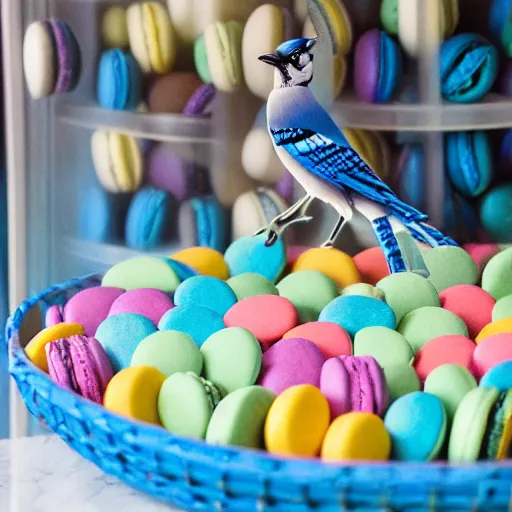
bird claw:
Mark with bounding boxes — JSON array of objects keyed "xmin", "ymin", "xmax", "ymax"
[
  {"xmin": 321, "ymin": 241, "xmax": 334, "ymax": 249},
  {"xmin": 254, "ymin": 224, "xmax": 280, "ymax": 247}
]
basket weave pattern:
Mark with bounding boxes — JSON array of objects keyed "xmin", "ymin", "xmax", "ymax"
[{"xmin": 5, "ymin": 275, "xmax": 512, "ymax": 511}]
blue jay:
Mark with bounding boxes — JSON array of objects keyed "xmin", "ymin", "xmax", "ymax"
[{"xmin": 258, "ymin": 37, "xmax": 457, "ymax": 274}]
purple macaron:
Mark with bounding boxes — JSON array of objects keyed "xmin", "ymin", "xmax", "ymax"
[
  {"xmin": 45, "ymin": 304, "xmax": 64, "ymax": 327},
  {"xmin": 274, "ymin": 171, "xmax": 295, "ymax": 202},
  {"xmin": 258, "ymin": 337, "xmax": 325, "ymax": 395},
  {"xmin": 182, "ymin": 83, "xmax": 216, "ymax": 116},
  {"xmin": 46, "ymin": 335, "xmax": 113, "ymax": 404},
  {"xmin": 320, "ymin": 355, "xmax": 389, "ymax": 419},
  {"xmin": 108, "ymin": 288, "xmax": 174, "ymax": 325},
  {"xmin": 63, "ymin": 286, "xmax": 125, "ymax": 337}
]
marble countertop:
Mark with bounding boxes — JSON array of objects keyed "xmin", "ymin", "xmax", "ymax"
[{"xmin": 0, "ymin": 435, "xmax": 181, "ymax": 512}]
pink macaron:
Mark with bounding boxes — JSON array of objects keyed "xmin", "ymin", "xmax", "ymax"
[
  {"xmin": 63, "ymin": 286, "xmax": 125, "ymax": 337},
  {"xmin": 413, "ymin": 335, "xmax": 476, "ymax": 382},
  {"xmin": 46, "ymin": 335, "xmax": 113, "ymax": 404},
  {"xmin": 282, "ymin": 321, "xmax": 352, "ymax": 359},
  {"xmin": 45, "ymin": 304, "xmax": 64, "ymax": 327},
  {"xmin": 439, "ymin": 285, "xmax": 495, "ymax": 339},
  {"xmin": 258, "ymin": 337, "xmax": 325, "ymax": 395},
  {"xmin": 320, "ymin": 355, "xmax": 388, "ymax": 419},
  {"xmin": 353, "ymin": 247, "xmax": 390, "ymax": 286},
  {"xmin": 224, "ymin": 295, "xmax": 298, "ymax": 349},
  {"xmin": 108, "ymin": 288, "xmax": 174, "ymax": 326},
  {"xmin": 463, "ymin": 243, "xmax": 500, "ymax": 275},
  {"xmin": 472, "ymin": 333, "xmax": 512, "ymax": 379}
]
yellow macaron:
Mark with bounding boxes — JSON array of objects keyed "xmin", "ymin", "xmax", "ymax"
[
  {"xmin": 25, "ymin": 323, "xmax": 85, "ymax": 372},
  {"xmin": 103, "ymin": 366, "xmax": 166, "ymax": 425},
  {"xmin": 101, "ymin": 6, "xmax": 129, "ymax": 48},
  {"xmin": 476, "ymin": 317, "xmax": 512, "ymax": 343},
  {"xmin": 292, "ymin": 248, "xmax": 360, "ymax": 290},
  {"xmin": 264, "ymin": 384, "xmax": 330, "ymax": 457},
  {"xmin": 171, "ymin": 247, "xmax": 230, "ymax": 281},
  {"xmin": 321, "ymin": 412, "xmax": 391, "ymax": 462},
  {"xmin": 126, "ymin": 1, "xmax": 176, "ymax": 74}
]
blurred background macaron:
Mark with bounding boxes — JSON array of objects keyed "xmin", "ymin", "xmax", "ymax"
[
  {"xmin": 101, "ymin": 6, "xmax": 129, "ymax": 49},
  {"xmin": 394, "ymin": 143, "xmax": 426, "ymax": 212},
  {"xmin": 91, "ymin": 130, "xmax": 143, "ymax": 193},
  {"xmin": 125, "ymin": 187, "xmax": 173, "ymax": 250},
  {"xmin": 232, "ymin": 188, "xmax": 288, "ymax": 240},
  {"xmin": 354, "ymin": 28, "xmax": 402, "ymax": 103},
  {"xmin": 480, "ymin": 183, "xmax": 512, "ymax": 243},
  {"xmin": 178, "ymin": 196, "xmax": 228, "ymax": 252},
  {"xmin": 489, "ymin": 0, "xmax": 512, "ymax": 57},
  {"xmin": 97, "ymin": 49, "xmax": 141, "ymax": 110},
  {"xmin": 242, "ymin": 4, "xmax": 296, "ymax": 100}
]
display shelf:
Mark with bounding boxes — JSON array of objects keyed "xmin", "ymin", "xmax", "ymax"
[
  {"xmin": 56, "ymin": 102, "xmax": 212, "ymax": 143},
  {"xmin": 332, "ymin": 93, "xmax": 512, "ymax": 132},
  {"xmin": 63, "ymin": 237, "xmax": 182, "ymax": 268}
]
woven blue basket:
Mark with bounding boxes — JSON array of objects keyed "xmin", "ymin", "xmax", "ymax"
[{"xmin": 6, "ymin": 275, "xmax": 512, "ymax": 511}]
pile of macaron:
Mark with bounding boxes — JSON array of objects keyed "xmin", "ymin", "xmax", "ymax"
[{"xmin": 24, "ymin": 233, "xmax": 512, "ymax": 463}]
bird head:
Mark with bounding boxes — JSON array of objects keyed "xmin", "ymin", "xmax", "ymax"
[{"xmin": 259, "ymin": 37, "xmax": 317, "ymax": 88}]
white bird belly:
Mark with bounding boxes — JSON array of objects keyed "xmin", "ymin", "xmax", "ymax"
[{"xmin": 274, "ymin": 145, "xmax": 354, "ymax": 220}]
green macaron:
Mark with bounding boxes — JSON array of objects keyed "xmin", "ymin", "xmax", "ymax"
[
  {"xmin": 341, "ymin": 283, "xmax": 384, "ymax": 300},
  {"xmin": 276, "ymin": 270, "xmax": 339, "ymax": 323},
  {"xmin": 194, "ymin": 34, "xmax": 212, "ymax": 83},
  {"xmin": 377, "ymin": 272, "xmax": 440, "ymax": 324},
  {"xmin": 131, "ymin": 330, "xmax": 203, "ymax": 377},
  {"xmin": 158, "ymin": 372, "xmax": 223, "ymax": 439},
  {"xmin": 383, "ymin": 362, "xmax": 421, "ymax": 401},
  {"xmin": 398, "ymin": 306, "xmax": 469, "ymax": 353},
  {"xmin": 492, "ymin": 294, "xmax": 512, "ymax": 321},
  {"xmin": 423, "ymin": 246, "xmax": 478, "ymax": 293},
  {"xmin": 424, "ymin": 364, "xmax": 477, "ymax": 424},
  {"xmin": 201, "ymin": 327, "xmax": 262, "ymax": 394},
  {"xmin": 354, "ymin": 326, "xmax": 413, "ymax": 368},
  {"xmin": 227, "ymin": 272, "xmax": 279, "ymax": 301},
  {"xmin": 482, "ymin": 248, "xmax": 512, "ymax": 300},
  {"xmin": 380, "ymin": 0, "xmax": 398, "ymax": 35},
  {"xmin": 206, "ymin": 386, "xmax": 275, "ymax": 449}
]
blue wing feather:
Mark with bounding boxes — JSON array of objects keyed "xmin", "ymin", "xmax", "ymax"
[{"xmin": 271, "ymin": 127, "xmax": 428, "ymax": 223}]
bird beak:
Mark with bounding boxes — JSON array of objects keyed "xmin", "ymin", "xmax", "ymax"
[{"xmin": 258, "ymin": 53, "xmax": 282, "ymax": 67}]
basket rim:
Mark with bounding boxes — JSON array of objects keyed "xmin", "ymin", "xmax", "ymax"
[{"xmin": 7, "ymin": 273, "xmax": 512, "ymax": 479}]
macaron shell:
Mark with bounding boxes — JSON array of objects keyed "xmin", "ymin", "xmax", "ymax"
[
  {"xmin": 354, "ymin": 29, "xmax": 380, "ymax": 103},
  {"xmin": 101, "ymin": 6, "xmax": 129, "ymax": 48},
  {"xmin": 144, "ymin": 2, "xmax": 176, "ymax": 74},
  {"xmin": 63, "ymin": 286, "xmax": 125, "ymax": 337},
  {"xmin": 172, "ymin": 247, "xmax": 229, "ymax": 280},
  {"xmin": 282, "ymin": 321, "xmax": 352, "ymax": 359},
  {"xmin": 206, "ymin": 386, "xmax": 275, "ymax": 449},
  {"xmin": 341, "ymin": 283, "xmax": 384, "ymax": 300},
  {"xmin": 472, "ymin": 333, "xmax": 512, "ymax": 379},
  {"xmin": 45, "ymin": 304, "xmax": 64, "ymax": 327},
  {"xmin": 491, "ymin": 390, "xmax": 512, "ymax": 459},
  {"xmin": 50, "ymin": 20, "xmax": 72, "ymax": 94},
  {"xmin": 46, "ymin": 339, "xmax": 78, "ymax": 393},
  {"xmin": 383, "ymin": 362, "xmax": 421, "ymax": 401},
  {"xmin": 353, "ymin": 247, "xmax": 390, "ymax": 286},
  {"xmin": 264, "ymin": 384, "xmax": 330, "ymax": 457},
  {"xmin": 492, "ymin": 294, "xmax": 512, "ymax": 322},
  {"xmin": 226, "ymin": 273, "xmax": 279, "ymax": 301},
  {"xmin": 476, "ymin": 317, "xmax": 512, "ymax": 343},
  {"xmin": 482, "ymin": 247, "xmax": 512, "ymax": 300},
  {"xmin": 104, "ymin": 366, "xmax": 166, "ymax": 425},
  {"xmin": 480, "ymin": 360, "xmax": 512, "ymax": 391},
  {"xmin": 463, "ymin": 243, "xmax": 500, "ymax": 277}
]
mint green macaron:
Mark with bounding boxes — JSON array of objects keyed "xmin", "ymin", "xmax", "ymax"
[
  {"xmin": 424, "ymin": 364, "xmax": 477, "ymax": 424},
  {"xmin": 380, "ymin": 0, "xmax": 398, "ymax": 35},
  {"xmin": 482, "ymin": 248, "xmax": 512, "ymax": 300},
  {"xmin": 194, "ymin": 34, "xmax": 212, "ymax": 83},
  {"xmin": 423, "ymin": 246, "xmax": 478, "ymax": 293},
  {"xmin": 398, "ymin": 306, "xmax": 468, "ymax": 353},
  {"xmin": 377, "ymin": 272, "xmax": 440, "ymax": 324},
  {"xmin": 201, "ymin": 327, "xmax": 262, "ymax": 394},
  {"xmin": 354, "ymin": 326, "xmax": 413, "ymax": 368},
  {"xmin": 341, "ymin": 283, "xmax": 384, "ymax": 300},
  {"xmin": 206, "ymin": 385, "xmax": 275, "ymax": 449},
  {"xmin": 102, "ymin": 256, "xmax": 180, "ymax": 292},
  {"xmin": 383, "ymin": 362, "xmax": 421, "ymax": 401},
  {"xmin": 276, "ymin": 270, "xmax": 339, "ymax": 323},
  {"xmin": 158, "ymin": 372, "xmax": 223, "ymax": 439},
  {"xmin": 131, "ymin": 330, "xmax": 203, "ymax": 377},
  {"xmin": 227, "ymin": 273, "xmax": 279, "ymax": 301},
  {"xmin": 492, "ymin": 294, "xmax": 512, "ymax": 321}
]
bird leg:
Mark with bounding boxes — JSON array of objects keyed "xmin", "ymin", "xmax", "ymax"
[
  {"xmin": 254, "ymin": 195, "xmax": 314, "ymax": 246},
  {"xmin": 321, "ymin": 214, "xmax": 347, "ymax": 248}
]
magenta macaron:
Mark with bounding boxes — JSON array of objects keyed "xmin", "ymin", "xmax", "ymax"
[
  {"xmin": 45, "ymin": 304, "xmax": 64, "ymax": 327},
  {"xmin": 45, "ymin": 335, "xmax": 113, "ymax": 404},
  {"xmin": 320, "ymin": 355, "xmax": 389, "ymax": 419}
]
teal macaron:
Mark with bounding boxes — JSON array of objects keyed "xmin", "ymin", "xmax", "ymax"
[
  {"xmin": 489, "ymin": 0, "xmax": 512, "ymax": 57},
  {"xmin": 130, "ymin": 330, "xmax": 203, "ymax": 377},
  {"xmin": 200, "ymin": 327, "xmax": 262, "ymax": 394},
  {"xmin": 440, "ymin": 33, "xmax": 499, "ymax": 103},
  {"xmin": 206, "ymin": 386, "xmax": 275, "ymax": 449},
  {"xmin": 226, "ymin": 273, "xmax": 279, "ymax": 301},
  {"xmin": 158, "ymin": 372, "xmax": 223, "ymax": 439},
  {"xmin": 445, "ymin": 131, "xmax": 493, "ymax": 198},
  {"xmin": 479, "ymin": 184, "xmax": 512, "ymax": 243},
  {"xmin": 276, "ymin": 270, "xmax": 339, "ymax": 324},
  {"xmin": 174, "ymin": 275, "xmax": 237, "ymax": 317}
]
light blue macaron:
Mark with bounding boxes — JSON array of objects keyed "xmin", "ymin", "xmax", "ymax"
[
  {"xmin": 165, "ymin": 259, "xmax": 199, "ymax": 281},
  {"xmin": 384, "ymin": 391, "xmax": 447, "ymax": 461},
  {"xmin": 395, "ymin": 143, "xmax": 426, "ymax": 212},
  {"xmin": 125, "ymin": 187, "xmax": 172, "ymax": 251},
  {"xmin": 224, "ymin": 233, "xmax": 286, "ymax": 284},
  {"xmin": 479, "ymin": 361, "xmax": 512, "ymax": 391},
  {"xmin": 97, "ymin": 48, "xmax": 141, "ymax": 110},
  {"xmin": 95, "ymin": 313, "xmax": 157, "ymax": 372},
  {"xmin": 319, "ymin": 295, "xmax": 396, "ymax": 338},
  {"xmin": 159, "ymin": 305, "xmax": 226, "ymax": 347},
  {"xmin": 174, "ymin": 275, "xmax": 238, "ymax": 316},
  {"xmin": 445, "ymin": 131, "xmax": 493, "ymax": 198}
]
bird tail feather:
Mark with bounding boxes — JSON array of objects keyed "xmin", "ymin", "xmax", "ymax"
[{"xmin": 406, "ymin": 221, "xmax": 458, "ymax": 247}]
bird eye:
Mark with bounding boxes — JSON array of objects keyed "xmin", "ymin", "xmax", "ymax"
[{"xmin": 290, "ymin": 53, "xmax": 300, "ymax": 64}]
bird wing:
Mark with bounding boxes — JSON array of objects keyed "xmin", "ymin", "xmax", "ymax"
[{"xmin": 271, "ymin": 126, "xmax": 428, "ymax": 223}]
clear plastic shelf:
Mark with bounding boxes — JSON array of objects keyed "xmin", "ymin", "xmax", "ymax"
[
  {"xmin": 56, "ymin": 102, "xmax": 212, "ymax": 143},
  {"xmin": 332, "ymin": 93, "xmax": 512, "ymax": 132}
]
